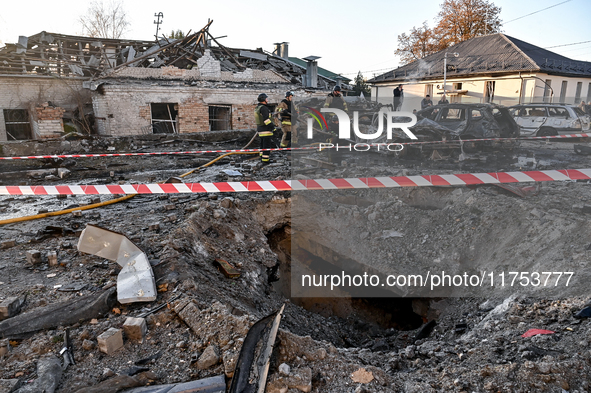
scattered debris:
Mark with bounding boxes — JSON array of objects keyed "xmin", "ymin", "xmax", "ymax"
[
  {"xmin": 0, "ymin": 288, "xmax": 115, "ymax": 339},
  {"xmin": 72, "ymin": 371, "xmax": 158, "ymax": 393},
  {"xmin": 222, "ymin": 169, "xmax": 243, "ymax": 177},
  {"xmin": 25, "ymin": 250, "xmax": 41, "ymax": 265},
  {"xmin": 0, "ymin": 378, "xmax": 21, "ymax": 393},
  {"xmin": 574, "ymin": 306, "xmax": 591, "ymax": 319},
  {"xmin": 0, "ymin": 240, "xmax": 16, "ymax": 250},
  {"xmin": 77, "ymin": 224, "xmax": 157, "ymax": 304},
  {"xmin": 14, "ymin": 355, "xmax": 62, "ymax": 393},
  {"xmin": 97, "ymin": 327, "xmax": 124, "ymax": 355},
  {"xmin": 494, "ymin": 183, "xmax": 541, "ymax": 198},
  {"xmin": 521, "ymin": 329, "xmax": 555, "ymax": 338},
  {"xmin": 229, "ymin": 305, "xmax": 285, "ymax": 393},
  {"xmin": 0, "ymin": 297, "xmax": 25, "ymax": 321},
  {"xmin": 351, "ymin": 367, "xmax": 374, "ymax": 384},
  {"xmin": 214, "ymin": 258, "xmax": 241, "ymax": 279},
  {"xmin": 123, "ymin": 317, "xmax": 147, "ymax": 343},
  {"xmin": 414, "ymin": 320, "xmax": 437, "ymax": 342},
  {"xmin": 574, "ymin": 144, "xmax": 591, "ymax": 155},
  {"xmin": 134, "ymin": 351, "xmax": 162, "ymax": 366},
  {"xmin": 59, "ymin": 328, "xmax": 75, "ymax": 370},
  {"xmin": 119, "ymin": 375, "xmax": 225, "ymax": 393},
  {"xmin": 196, "ymin": 345, "xmax": 220, "ymax": 370}
]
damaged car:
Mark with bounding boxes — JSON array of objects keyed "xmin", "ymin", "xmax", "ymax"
[
  {"xmin": 388, "ymin": 103, "xmax": 520, "ymax": 157},
  {"xmin": 411, "ymin": 103, "xmax": 520, "ymax": 140},
  {"xmin": 508, "ymin": 103, "xmax": 591, "ymax": 136}
]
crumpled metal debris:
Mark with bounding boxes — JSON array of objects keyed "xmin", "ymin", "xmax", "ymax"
[
  {"xmin": 77, "ymin": 225, "xmax": 156, "ymax": 304},
  {"xmin": 229, "ymin": 304, "xmax": 285, "ymax": 393}
]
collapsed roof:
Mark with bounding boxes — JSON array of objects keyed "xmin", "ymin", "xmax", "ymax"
[{"xmin": 0, "ymin": 21, "xmax": 339, "ymax": 89}]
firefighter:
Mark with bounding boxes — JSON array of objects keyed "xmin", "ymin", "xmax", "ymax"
[
  {"xmin": 324, "ymin": 85, "xmax": 348, "ymax": 113},
  {"xmin": 276, "ymin": 91, "xmax": 295, "ymax": 147},
  {"xmin": 254, "ymin": 93, "xmax": 274, "ymax": 163}
]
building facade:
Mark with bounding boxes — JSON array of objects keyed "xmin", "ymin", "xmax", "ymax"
[{"xmin": 369, "ymin": 34, "xmax": 591, "ymax": 111}]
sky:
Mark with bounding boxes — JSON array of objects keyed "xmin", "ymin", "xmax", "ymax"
[{"xmin": 0, "ymin": 0, "xmax": 590, "ymax": 81}]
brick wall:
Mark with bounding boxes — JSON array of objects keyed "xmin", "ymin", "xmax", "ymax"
[
  {"xmin": 0, "ymin": 76, "xmax": 84, "ymax": 141},
  {"xmin": 178, "ymin": 97, "xmax": 209, "ymax": 133},
  {"xmin": 92, "ymin": 84, "xmax": 327, "ymax": 136},
  {"xmin": 232, "ymin": 104, "xmax": 254, "ymax": 130},
  {"xmin": 33, "ymin": 103, "xmax": 66, "ymax": 138}
]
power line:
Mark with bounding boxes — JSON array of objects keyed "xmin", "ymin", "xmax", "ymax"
[
  {"xmin": 544, "ymin": 40, "xmax": 591, "ymax": 49},
  {"xmin": 504, "ymin": 0, "xmax": 572, "ymax": 24}
]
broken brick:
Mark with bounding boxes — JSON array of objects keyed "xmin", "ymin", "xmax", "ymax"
[
  {"xmin": 47, "ymin": 251, "xmax": 58, "ymax": 267},
  {"xmin": 97, "ymin": 328, "xmax": 124, "ymax": 355},
  {"xmin": 26, "ymin": 250, "xmax": 42, "ymax": 265},
  {"xmin": 123, "ymin": 317, "xmax": 147, "ymax": 342},
  {"xmin": 0, "ymin": 297, "xmax": 25, "ymax": 321},
  {"xmin": 0, "ymin": 240, "xmax": 16, "ymax": 249}
]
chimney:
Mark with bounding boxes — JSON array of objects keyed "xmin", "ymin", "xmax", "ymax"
[
  {"xmin": 303, "ymin": 56, "xmax": 320, "ymax": 88},
  {"xmin": 274, "ymin": 42, "xmax": 289, "ymax": 59}
]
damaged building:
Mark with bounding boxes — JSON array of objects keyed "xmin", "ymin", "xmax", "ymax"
[{"xmin": 0, "ymin": 22, "xmax": 345, "ymax": 141}]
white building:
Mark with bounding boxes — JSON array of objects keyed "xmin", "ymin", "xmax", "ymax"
[{"xmin": 369, "ymin": 34, "xmax": 591, "ymax": 111}]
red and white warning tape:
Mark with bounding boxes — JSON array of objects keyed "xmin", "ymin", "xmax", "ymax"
[
  {"xmin": 1, "ymin": 169, "xmax": 589, "ymax": 195},
  {"xmin": 0, "ymin": 133, "xmax": 589, "ymax": 160}
]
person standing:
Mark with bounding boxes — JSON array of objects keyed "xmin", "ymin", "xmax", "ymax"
[
  {"xmin": 438, "ymin": 94, "xmax": 449, "ymax": 105},
  {"xmin": 421, "ymin": 94, "xmax": 433, "ymax": 110},
  {"xmin": 393, "ymin": 84, "xmax": 403, "ymax": 111},
  {"xmin": 324, "ymin": 85, "xmax": 348, "ymax": 112},
  {"xmin": 254, "ymin": 93, "xmax": 274, "ymax": 164},
  {"xmin": 277, "ymin": 91, "xmax": 295, "ymax": 147}
]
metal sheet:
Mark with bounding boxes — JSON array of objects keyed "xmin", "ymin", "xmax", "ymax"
[
  {"xmin": 239, "ymin": 50, "xmax": 267, "ymax": 61},
  {"xmin": 77, "ymin": 225, "xmax": 157, "ymax": 304}
]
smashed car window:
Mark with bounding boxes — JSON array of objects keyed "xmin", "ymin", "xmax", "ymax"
[{"xmin": 548, "ymin": 107, "xmax": 569, "ymax": 118}]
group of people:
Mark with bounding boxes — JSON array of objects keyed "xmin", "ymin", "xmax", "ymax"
[
  {"xmin": 254, "ymin": 85, "xmax": 349, "ymax": 163},
  {"xmin": 254, "ymin": 91, "xmax": 295, "ymax": 164},
  {"xmin": 392, "ymin": 84, "xmax": 450, "ymax": 112}
]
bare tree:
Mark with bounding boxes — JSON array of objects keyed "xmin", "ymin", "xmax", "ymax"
[
  {"xmin": 395, "ymin": 0, "xmax": 502, "ymax": 65},
  {"xmin": 79, "ymin": 0, "xmax": 130, "ymax": 39}
]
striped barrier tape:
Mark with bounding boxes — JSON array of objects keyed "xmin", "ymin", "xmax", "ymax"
[
  {"xmin": 0, "ymin": 133, "xmax": 590, "ymax": 160},
  {"xmin": 1, "ymin": 168, "xmax": 590, "ymax": 195}
]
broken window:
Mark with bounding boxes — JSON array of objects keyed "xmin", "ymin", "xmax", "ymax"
[
  {"xmin": 3, "ymin": 109, "xmax": 32, "ymax": 140},
  {"xmin": 548, "ymin": 107, "xmax": 569, "ymax": 118},
  {"xmin": 440, "ymin": 108, "xmax": 465, "ymax": 121},
  {"xmin": 523, "ymin": 107, "xmax": 547, "ymax": 117},
  {"xmin": 150, "ymin": 103, "xmax": 178, "ymax": 134},
  {"xmin": 471, "ymin": 109, "xmax": 484, "ymax": 119},
  {"xmin": 209, "ymin": 105, "xmax": 232, "ymax": 131}
]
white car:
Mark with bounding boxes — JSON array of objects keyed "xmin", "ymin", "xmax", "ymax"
[{"xmin": 508, "ymin": 104, "xmax": 591, "ymax": 136}]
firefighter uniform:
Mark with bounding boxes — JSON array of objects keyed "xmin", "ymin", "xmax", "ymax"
[
  {"xmin": 277, "ymin": 91, "xmax": 295, "ymax": 147},
  {"xmin": 324, "ymin": 86, "xmax": 348, "ymax": 113},
  {"xmin": 254, "ymin": 94, "xmax": 274, "ymax": 163}
]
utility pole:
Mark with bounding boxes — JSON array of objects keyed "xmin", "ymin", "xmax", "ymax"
[
  {"xmin": 154, "ymin": 12, "xmax": 163, "ymax": 41},
  {"xmin": 443, "ymin": 52, "xmax": 459, "ymax": 100}
]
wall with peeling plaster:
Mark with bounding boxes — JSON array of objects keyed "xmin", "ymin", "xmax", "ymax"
[
  {"xmin": 0, "ymin": 77, "xmax": 84, "ymax": 141},
  {"xmin": 91, "ymin": 84, "xmax": 324, "ymax": 135}
]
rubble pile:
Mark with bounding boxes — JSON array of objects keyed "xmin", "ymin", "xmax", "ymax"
[{"xmin": 2, "ymin": 136, "xmax": 591, "ymax": 392}]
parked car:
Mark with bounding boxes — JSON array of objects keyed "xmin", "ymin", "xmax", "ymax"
[
  {"xmin": 508, "ymin": 103, "xmax": 591, "ymax": 136},
  {"xmin": 409, "ymin": 103, "xmax": 520, "ymax": 140}
]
